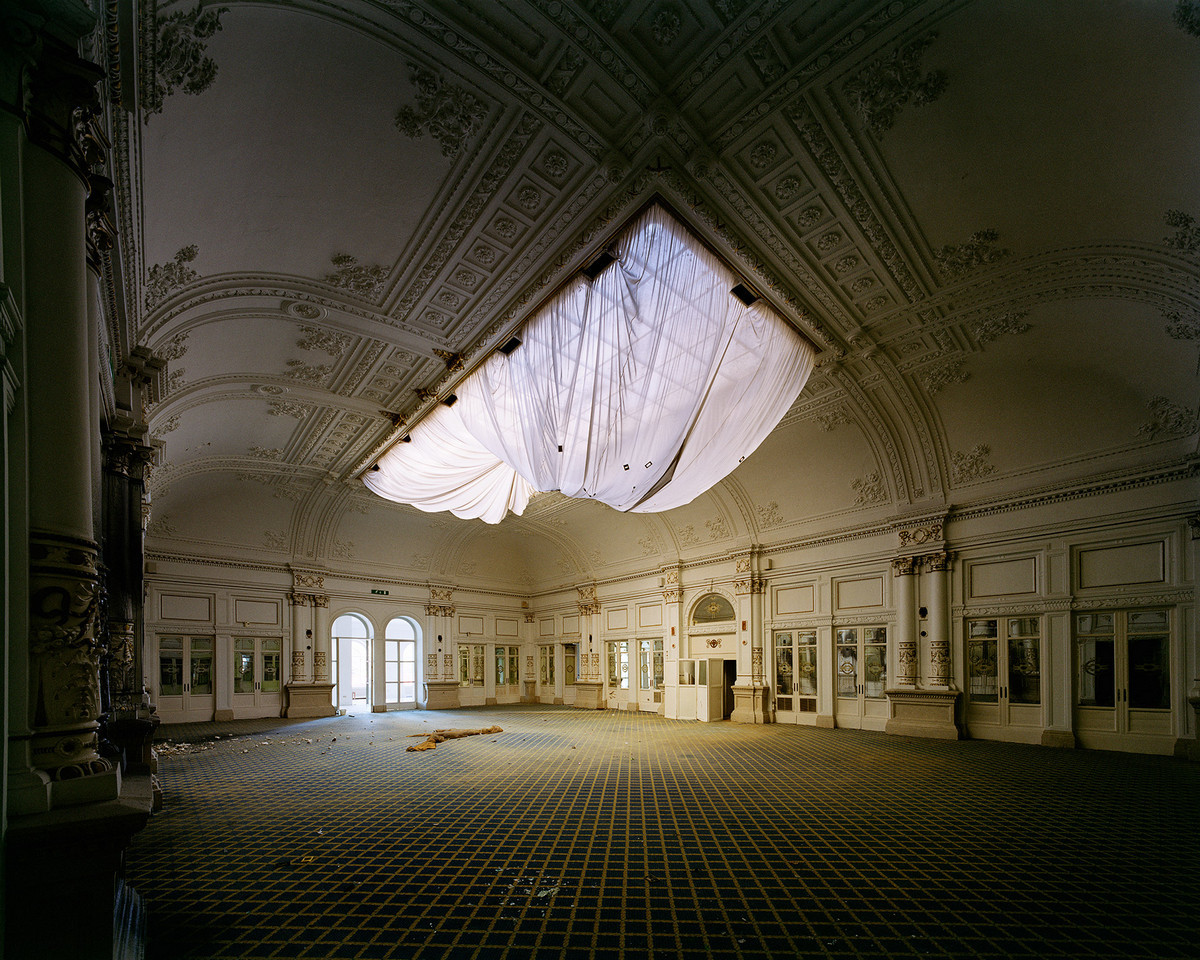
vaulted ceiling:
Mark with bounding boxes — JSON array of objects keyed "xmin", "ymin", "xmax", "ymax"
[{"xmin": 129, "ymin": 0, "xmax": 1200, "ymax": 592}]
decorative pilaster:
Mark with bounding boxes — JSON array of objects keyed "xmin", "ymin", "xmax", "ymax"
[
  {"xmin": 424, "ymin": 586, "xmax": 460, "ymax": 708},
  {"xmin": 732, "ymin": 550, "xmax": 769, "ymax": 723},
  {"xmin": 891, "ymin": 555, "xmax": 919, "ymax": 687},
  {"xmin": 287, "ymin": 592, "xmax": 309, "ymax": 682},
  {"xmin": 574, "ymin": 584, "xmax": 603, "ymax": 709},
  {"xmin": 311, "ymin": 593, "xmax": 330, "ymax": 682},
  {"xmin": 924, "ymin": 551, "xmax": 953, "ymax": 687}
]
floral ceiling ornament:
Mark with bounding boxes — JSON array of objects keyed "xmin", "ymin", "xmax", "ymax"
[
  {"xmin": 843, "ymin": 33, "xmax": 948, "ymax": 138},
  {"xmin": 144, "ymin": 2, "xmax": 228, "ymax": 116},
  {"xmin": 145, "ymin": 244, "xmax": 200, "ymax": 310},
  {"xmin": 973, "ymin": 310, "xmax": 1031, "ymax": 345},
  {"xmin": 852, "ymin": 472, "xmax": 888, "ymax": 505},
  {"xmin": 284, "ymin": 360, "xmax": 331, "ymax": 385},
  {"xmin": 921, "ymin": 356, "xmax": 969, "ymax": 395},
  {"xmin": 950, "ymin": 444, "xmax": 997, "ymax": 484},
  {"xmin": 651, "ymin": 5, "xmax": 683, "ymax": 46},
  {"xmin": 433, "ymin": 349, "xmax": 465, "ymax": 372},
  {"xmin": 1163, "ymin": 209, "xmax": 1200, "ymax": 253},
  {"xmin": 756, "ymin": 501, "xmax": 783, "ymax": 528},
  {"xmin": 1138, "ymin": 396, "xmax": 1200, "ymax": 439},
  {"xmin": 323, "ymin": 254, "xmax": 388, "ymax": 301},
  {"xmin": 297, "ymin": 326, "xmax": 352, "ymax": 357},
  {"xmin": 1164, "ymin": 308, "xmax": 1200, "ymax": 341},
  {"xmin": 1174, "ymin": 1, "xmax": 1200, "ymax": 37},
  {"xmin": 934, "ymin": 230, "xmax": 1010, "ymax": 279},
  {"xmin": 394, "ymin": 63, "xmax": 487, "ymax": 159}
]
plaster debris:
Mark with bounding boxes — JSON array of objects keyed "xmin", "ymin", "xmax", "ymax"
[{"xmin": 406, "ymin": 725, "xmax": 503, "ymax": 752}]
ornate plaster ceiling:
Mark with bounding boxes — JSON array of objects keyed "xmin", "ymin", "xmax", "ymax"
[{"xmin": 130, "ymin": 0, "xmax": 1200, "ymax": 591}]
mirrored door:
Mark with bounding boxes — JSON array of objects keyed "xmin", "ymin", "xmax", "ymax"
[{"xmin": 156, "ymin": 636, "xmax": 215, "ymax": 722}]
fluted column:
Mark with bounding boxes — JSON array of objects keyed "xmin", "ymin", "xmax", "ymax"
[{"xmin": 892, "ymin": 556, "xmax": 919, "ymax": 687}]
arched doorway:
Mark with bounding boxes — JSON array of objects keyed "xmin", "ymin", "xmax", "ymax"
[
  {"xmin": 383, "ymin": 617, "xmax": 420, "ymax": 710},
  {"xmin": 331, "ymin": 613, "xmax": 372, "ymax": 711}
]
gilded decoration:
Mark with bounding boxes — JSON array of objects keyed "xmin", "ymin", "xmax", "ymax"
[
  {"xmin": 394, "ymin": 63, "xmax": 487, "ymax": 158},
  {"xmin": 898, "ymin": 521, "xmax": 943, "ymax": 548},
  {"xmin": 892, "ymin": 556, "xmax": 918, "ymax": 577}
]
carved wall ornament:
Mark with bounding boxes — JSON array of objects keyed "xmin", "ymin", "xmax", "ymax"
[
  {"xmin": 1138, "ymin": 396, "xmax": 1199, "ymax": 439},
  {"xmin": 934, "ymin": 229, "xmax": 1010, "ymax": 279},
  {"xmin": 775, "ymin": 176, "xmax": 802, "ymax": 202},
  {"xmin": 852, "ymin": 472, "xmax": 888, "ymax": 505},
  {"xmin": 749, "ymin": 141, "xmax": 778, "ymax": 169},
  {"xmin": 160, "ymin": 331, "xmax": 190, "ymax": 361},
  {"xmin": 843, "ymin": 33, "xmax": 947, "ymax": 138},
  {"xmin": 662, "ymin": 588, "xmax": 681, "ymax": 603},
  {"xmin": 813, "ymin": 404, "xmax": 852, "ymax": 432},
  {"xmin": 923, "ymin": 551, "xmax": 952, "ymax": 572},
  {"xmin": 757, "ymin": 500, "xmax": 783, "ymax": 528},
  {"xmin": 951, "ymin": 443, "xmax": 998, "ymax": 484},
  {"xmin": 284, "ymin": 359, "xmax": 331, "ymax": 384},
  {"xmin": 297, "ymin": 325, "xmax": 352, "ymax": 357},
  {"xmin": 394, "ymin": 63, "xmax": 487, "ymax": 158},
  {"xmin": 249, "ymin": 445, "xmax": 283, "ymax": 460},
  {"xmin": 898, "ymin": 521, "xmax": 943, "ymax": 548},
  {"xmin": 332, "ymin": 536, "xmax": 355, "ymax": 558},
  {"xmin": 323, "ymin": 253, "xmax": 388, "ymax": 300},
  {"xmin": 651, "ymin": 6, "xmax": 683, "ymax": 46},
  {"xmin": 145, "ymin": 244, "xmax": 199, "ymax": 310},
  {"xmin": 262, "ymin": 530, "xmax": 286, "ymax": 550},
  {"xmin": 921, "ymin": 356, "xmax": 969, "ymax": 395},
  {"xmin": 1164, "ymin": 308, "xmax": 1200, "ymax": 341},
  {"xmin": 266, "ymin": 399, "xmax": 308, "ymax": 419},
  {"xmin": 735, "ymin": 556, "xmax": 751, "ymax": 574},
  {"xmin": 144, "ymin": 3, "xmax": 228, "ymax": 116},
  {"xmin": 1164, "ymin": 209, "xmax": 1200, "ymax": 252},
  {"xmin": 973, "ymin": 310, "xmax": 1031, "ymax": 345},
  {"xmin": 1175, "ymin": 1, "xmax": 1200, "ymax": 36},
  {"xmin": 706, "ymin": 515, "xmax": 731, "ymax": 539},
  {"xmin": 677, "ymin": 524, "xmax": 701, "ymax": 546}
]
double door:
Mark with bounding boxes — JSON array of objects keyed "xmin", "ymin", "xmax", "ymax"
[
  {"xmin": 233, "ymin": 637, "xmax": 282, "ymax": 717},
  {"xmin": 835, "ymin": 626, "xmax": 888, "ymax": 730},
  {"xmin": 965, "ymin": 618, "xmax": 1041, "ymax": 742},
  {"xmin": 637, "ymin": 639, "xmax": 663, "ymax": 711},
  {"xmin": 1075, "ymin": 610, "xmax": 1173, "ymax": 754},
  {"xmin": 157, "ymin": 636, "xmax": 215, "ymax": 722}
]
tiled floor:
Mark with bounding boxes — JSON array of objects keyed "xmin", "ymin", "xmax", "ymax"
[{"xmin": 128, "ymin": 706, "xmax": 1200, "ymax": 959}]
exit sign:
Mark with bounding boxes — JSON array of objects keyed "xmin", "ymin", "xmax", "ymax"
[{"xmin": 371, "ymin": 589, "xmax": 389, "ymax": 596}]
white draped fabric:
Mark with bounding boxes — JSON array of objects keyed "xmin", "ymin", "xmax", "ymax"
[{"xmin": 365, "ymin": 205, "xmax": 815, "ymax": 523}]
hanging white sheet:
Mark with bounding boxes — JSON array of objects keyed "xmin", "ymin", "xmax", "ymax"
[{"xmin": 365, "ymin": 205, "xmax": 815, "ymax": 523}]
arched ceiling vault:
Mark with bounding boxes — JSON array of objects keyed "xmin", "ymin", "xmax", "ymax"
[{"xmin": 134, "ymin": 0, "xmax": 1200, "ymax": 591}]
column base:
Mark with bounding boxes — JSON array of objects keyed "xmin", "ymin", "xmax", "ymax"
[
  {"xmin": 5, "ymin": 772, "xmax": 153, "ymax": 960},
  {"xmin": 884, "ymin": 687, "xmax": 960, "ymax": 740},
  {"xmin": 730, "ymin": 682, "xmax": 770, "ymax": 724},
  {"xmin": 1041, "ymin": 729, "xmax": 1077, "ymax": 749},
  {"xmin": 282, "ymin": 682, "xmax": 335, "ymax": 718},
  {"xmin": 573, "ymin": 681, "xmax": 604, "ymax": 709},
  {"xmin": 423, "ymin": 681, "xmax": 461, "ymax": 710}
]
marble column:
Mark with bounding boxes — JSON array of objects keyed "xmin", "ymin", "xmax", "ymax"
[
  {"xmin": 288, "ymin": 592, "xmax": 310, "ymax": 682},
  {"xmin": 312, "ymin": 594, "xmax": 330, "ymax": 682},
  {"xmin": 731, "ymin": 551, "xmax": 769, "ymax": 723}
]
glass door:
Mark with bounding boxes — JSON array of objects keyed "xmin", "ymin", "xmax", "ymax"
[
  {"xmin": 834, "ymin": 626, "xmax": 888, "ymax": 730},
  {"xmin": 232, "ymin": 637, "xmax": 282, "ymax": 718},
  {"xmin": 538, "ymin": 645, "xmax": 556, "ymax": 701},
  {"xmin": 773, "ymin": 630, "xmax": 817, "ymax": 721},
  {"xmin": 156, "ymin": 636, "xmax": 215, "ymax": 722},
  {"xmin": 494, "ymin": 645, "xmax": 520, "ymax": 701},
  {"xmin": 606, "ymin": 640, "xmax": 630, "ymax": 707},
  {"xmin": 1075, "ymin": 610, "xmax": 1172, "ymax": 753},
  {"xmin": 638, "ymin": 638, "xmax": 663, "ymax": 711},
  {"xmin": 964, "ymin": 618, "xmax": 1041, "ymax": 742}
]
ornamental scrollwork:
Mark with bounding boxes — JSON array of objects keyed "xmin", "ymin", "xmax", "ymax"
[
  {"xmin": 144, "ymin": 2, "xmax": 228, "ymax": 116},
  {"xmin": 394, "ymin": 63, "xmax": 487, "ymax": 159},
  {"xmin": 843, "ymin": 33, "xmax": 947, "ymax": 139}
]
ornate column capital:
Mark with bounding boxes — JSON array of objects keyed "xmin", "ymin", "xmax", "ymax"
[
  {"xmin": 310, "ymin": 594, "xmax": 329, "ymax": 609},
  {"xmin": 923, "ymin": 550, "xmax": 953, "ymax": 572},
  {"xmin": 892, "ymin": 556, "xmax": 919, "ymax": 577}
]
